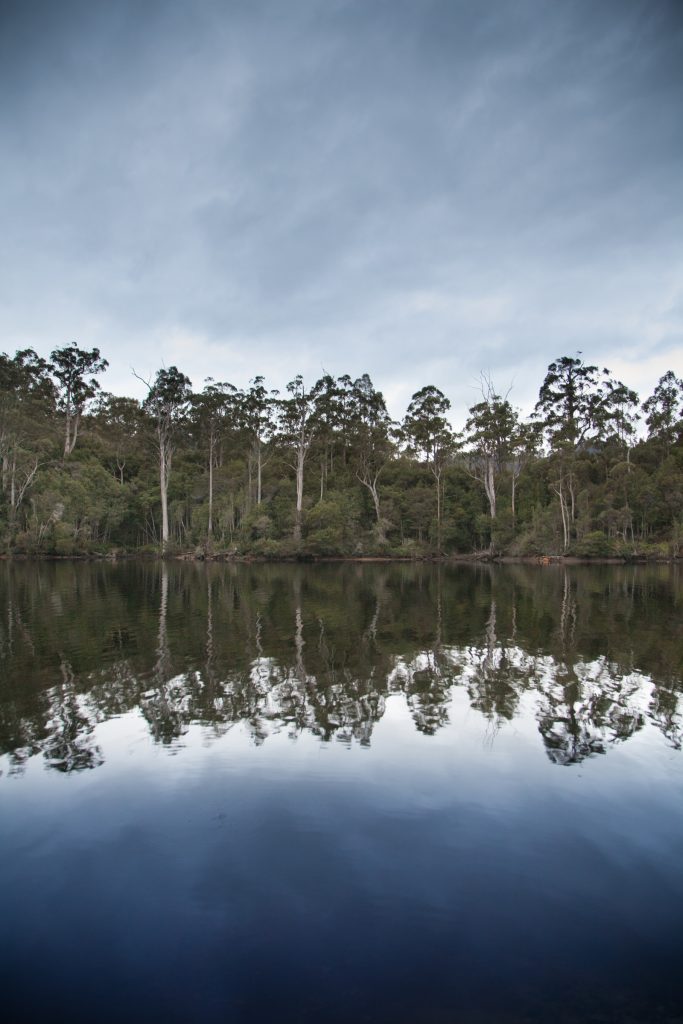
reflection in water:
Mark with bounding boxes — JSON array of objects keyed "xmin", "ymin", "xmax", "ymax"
[
  {"xmin": 2, "ymin": 562, "xmax": 683, "ymax": 1024},
  {"xmin": 0, "ymin": 561, "xmax": 681, "ymax": 772}
]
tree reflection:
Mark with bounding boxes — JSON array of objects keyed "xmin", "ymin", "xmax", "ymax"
[
  {"xmin": 465, "ymin": 594, "xmax": 528, "ymax": 727},
  {"xmin": 139, "ymin": 564, "xmax": 192, "ymax": 745},
  {"xmin": 41, "ymin": 661, "xmax": 104, "ymax": 772},
  {"xmin": 0, "ymin": 561, "xmax": 680, "ymax": 771},
  {"xmin": 536, "ymin": 659, "xmax": 645, "ymax": 765}
]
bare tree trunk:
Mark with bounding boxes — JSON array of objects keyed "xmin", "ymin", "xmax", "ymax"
[
  {"xmin": 484, "ymin": 458, "xmax": 496, "ymax": 519},
  {"xmin": 246, "ymin": 455, "xmax": 253, "ymax": 513},
  {"xmin": 568, "ymin": 472, "xmax": 576, "ymax": 525},
  {"xmin": 256, "ymin": 439, "xmax": 262, "ymax": 506},
  {"xmin": 358, "ymin": 473, "xmax": 385, "ymax": 542},
  {"xmin": 294, "ymin": 443, "xmax": 305, "ymax": 541},
  {"xmin": 64, "ymin": 408, "xmax": 80, "ymax": 456},
  {"xmin": 561, "ymin": 487, "xmax": 569, "ymax": 551},
  {"xmin": 553, "ymin": 479, "xmax": 569, "ymax": 551},
  {"xmin": 70, "ymin": 412, "xmax": 79, "ymax": 454},
  {"xmin": 13, "ymin": 457, "xmax": 40, "ymax": 514},
  {"xmin": 160, "ymin": 439, "xmax": 170, "ymax": 551},
  {"xmin": 64, "ymin": 408, "xmax": 71, "ymax": 458},
  {"xmin": 433, "ymin": 468, "xmax": 442, "ymax": 551},
  {"xmin": 10, "ymin": 453, "xmax": 16, "ymax": 511},
  {"xmin": 370, "ymin": 481, "xmax": 382, "ymax": 529},
  {"xmin": 207, "ymin": 446, "xmax": 213, "ymax": 541}
]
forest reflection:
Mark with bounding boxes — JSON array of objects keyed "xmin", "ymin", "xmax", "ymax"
[{"xmin": 1, "ymin": 561, "xmax": 681, "ymax": 773}]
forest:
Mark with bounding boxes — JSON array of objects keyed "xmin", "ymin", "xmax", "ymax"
[{"xmin": 0, "ymin": 344, "xmax": 681, "ymax": 559}]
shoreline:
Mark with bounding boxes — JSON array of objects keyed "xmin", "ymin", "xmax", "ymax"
[{"xmin": 1, "ymin": 551, "xmax": 680, "ymax": 566}]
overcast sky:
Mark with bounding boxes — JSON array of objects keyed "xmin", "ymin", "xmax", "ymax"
[{"xmin": 1, "ymin": 0, "xmax": 682, "ymax": 424}]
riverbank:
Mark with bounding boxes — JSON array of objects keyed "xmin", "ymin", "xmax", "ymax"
[{"xmin": 1, "ymin": 549, "xmax": 680, "ymax": 565}]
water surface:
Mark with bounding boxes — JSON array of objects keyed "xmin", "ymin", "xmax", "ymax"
[{"xmin": 1, "ymin": 562, "xmax": 682, "ymax": 1023}]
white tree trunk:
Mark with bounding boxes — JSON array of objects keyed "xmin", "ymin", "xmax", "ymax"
[
  {"xmin": 256, "ymin": 439, "xmax": 262, "ymax": 505},
  {"xmin": 484, "ymin": 457, "xmax": 496, "ymax": 519},
  {"xmin": 294, "ymin": 441, "xmax": 305, "ymax": 541},
  {"xmin": 207, "ymin": 447, "xmax": 213, "ymax": 540},
  {"xmin": 160, "ymin": 439, "xmax": 170, "ymax": 550}
]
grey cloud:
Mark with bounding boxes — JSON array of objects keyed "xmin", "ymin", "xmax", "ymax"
[{"xmin": 1, "ymin": 0, "xmax": 682, "ymax": 417}]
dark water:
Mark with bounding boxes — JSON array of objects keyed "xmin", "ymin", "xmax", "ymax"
[{"xmin": 1, "ymin": 561, "xmax": 682, "ymax": 1024}]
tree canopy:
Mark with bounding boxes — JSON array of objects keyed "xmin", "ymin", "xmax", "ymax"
[{"xmin": 0, "ymin": 348, "xmax": 681, "ymax": 560}]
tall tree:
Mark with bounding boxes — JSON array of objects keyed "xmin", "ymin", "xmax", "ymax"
[
  {"xmin": 309, "ymin": 374, "xmax": 342, "ymax": 500},
  {"xmin": 535, "ymin": 354, "xmax": 637, "ymax": 450},
  {"xmin": 191, "ymin": 379, "xmax": 236, "ymax": 543},
  {"xmin": 350, "ymin": 374, "xmax": 395, "ymax": 541},
  {"xmin": 464, "ymin": 378, "xmax": 519, "ymax": 526},
  {"xmin": 534, "ymin": 354, "xmax": 638, "ymax": 550},
  {"xmin": 140, "ymin": 366, "xmax": 192, "ymax": 551},
  {"xmin": 239, "ymin": 377, "xmax": 278, "ymax": 508},
  {"xmin": 335, "ymin": 374, "xmax": 359, "ymax": 467},
  {"xmin": 642, "ymin": 371, "xmax": 683, "ymax": 455},
  {"xmin": 0, "ymin": 349, "xmax": 55, "ymax": 521},
  {"xmin": 277, "ymin": 376, "xmax": 318, "ymax": 541},
  {"xmin": 402, "ymin": 386, "xmax": 455, "ymax": 550},
  {"xmin": 50, "ymin": 343, "xmax": 108, "ymax": 457}
]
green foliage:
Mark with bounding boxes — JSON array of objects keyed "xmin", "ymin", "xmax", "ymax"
[
  {"xmin": 642, "ymin": 371, "xmax": 683, "ymax": 451},
  {"xmin": 305, "ymin": 494, "xmax": 361, "ymax": 555},
  {"xmin": 1, "ymin": 350, "xmax": 682, "ymax": 560},
  {"xmin": 572, "ymin": 531, "xmax": 617, "ymax": 558},
  {"xmin": 51, "ymin": 342, "xmax": 109, "ymax": 456}
]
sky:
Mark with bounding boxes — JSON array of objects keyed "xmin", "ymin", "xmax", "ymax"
[{"xmin": 1, "ymin": 0, "xmax": 682, "ymax": 425}]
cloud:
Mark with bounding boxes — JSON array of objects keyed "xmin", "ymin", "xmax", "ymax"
[{"xmin": 1, "ymin": 0, "xmax": 681, "ymax": 423}]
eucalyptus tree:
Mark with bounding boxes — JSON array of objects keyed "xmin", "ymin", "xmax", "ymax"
[
  {"xmin": 642, "ymin": 371, "xmax": 683, "ymax": 455},
  {"xmin": 240, "ymin": 376, "xmax": 278, "ymax": 508},
  {"xmin": 276, "ymin": 375, "xmax": 318, "ymax": 541},
  {"xmin": 599, "ymin": 378, "xmax": 640, "ymax": 448},
  {"xmin": 50, "ymin": 342, "xmax": 108, "ymax": 457},
  {"xmin": 0, "ymin": 349, "xmax": 55, "ymax": 522},
  {"xmin": 318, "ymin": 373, "xmax": 358, "ymax": 469},
  {"xmin": 309, "ymin": 373, "xmax": 342, "ymax": 499},
  {"xmin": 350, "ymin": 374, "xmax": 395, "ymax": 541},
  {"xmin": 140, "ymin": 366, "xmax": 192, "ymax": 551},
  {"xmin": 191, "ymin": 379, "xmax": 236, "ymax": 542},
  {"xmin": 534, "ymin": 355, "xmax": 638, "ymax": 550},
  {"xmin": 508, "ymin": 419, "xmax": 541, "ymax": 527},
  {"xmin": 464, "ymin": 379, "xmax": 519, "ymax": 524},
  {"xmin": 535, "ymin": 354, "xmax": 638, "ymax": 449},
  {"xmin": 402, "ymin": 385, "xmax": 456, "ymax": 549}
]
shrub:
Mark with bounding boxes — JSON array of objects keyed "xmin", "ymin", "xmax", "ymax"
[{"xmin": 572, "ymin": 531, "xmax": 616, "ymax": 557}]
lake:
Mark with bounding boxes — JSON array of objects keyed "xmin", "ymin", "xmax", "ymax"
[{"xmin": 1, "ymin": 561, "xmax": 682, "ymax": 1023}]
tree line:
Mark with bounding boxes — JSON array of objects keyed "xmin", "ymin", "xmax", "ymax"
[{"xmin": 1, "ymin": 343, "xmax": 681, "ymax": 557}]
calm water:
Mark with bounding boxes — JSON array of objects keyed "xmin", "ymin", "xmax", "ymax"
[{"xmin": 1, "ymin": 561, "xmax": 682, "ymax": 1024}]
